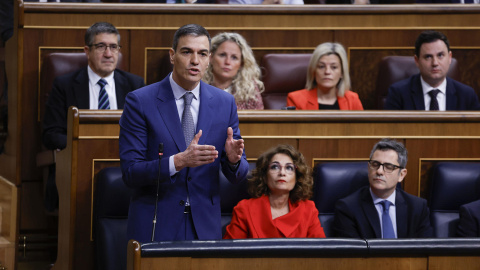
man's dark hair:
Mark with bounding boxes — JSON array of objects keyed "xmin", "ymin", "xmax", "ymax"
[
  {"xmin": 414, "ymin": 30, "xmax": 450, "ymax": 57},
  {"xmin": 369, "ymin": 138, "xmax": 408, "ymax": 169},
  {"xmin": 85, "ymin": 22, "xmax": 120, "ymax": 46},
  {"xmin": 172, "ymin": 24, "xmax": 211, "ymax": 52}
]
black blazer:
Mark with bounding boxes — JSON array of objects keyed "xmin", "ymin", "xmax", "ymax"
[
  {"xmin": 42, "ymin": 67, "xmax": 145, "ymax": 150},
  {"xmin": 457, "ymin": 199, "xmax": 480, "ymax": 237},
  {"xmin": 333, "ymin": 186, "xmax": 434, "ymax": 238},
  {"xmin": 384, "ymin": 74, "xmax": 480, "ymax": 111}
]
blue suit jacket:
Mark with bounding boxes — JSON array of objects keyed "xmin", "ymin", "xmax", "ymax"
[
  {"xmin": 119, "ymin": 75, "xmax": 249, "ymax": 242},
  {"xmin": 384, "ymin": 74, "xmax": 480, "ymax": 110},
  {"xmin": 333, "ymin": 187, "xmax": 433, "ymax": 238},
  {"xmin": 457, "ymin": 199, "xmax": 480, "ymax": 237}
]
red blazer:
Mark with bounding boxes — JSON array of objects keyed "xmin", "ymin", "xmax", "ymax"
[
  {"xmin": 223, "ymin": 195, "xmax": 326, "ymax": 239},
  {"xmin": 286, "ymin": 88, "xmax": 364, "ymax": 110}
]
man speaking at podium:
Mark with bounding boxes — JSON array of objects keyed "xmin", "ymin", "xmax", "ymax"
[{"xmin": 119, "ymin": 24, "xmax": 249, "ymax": 242}]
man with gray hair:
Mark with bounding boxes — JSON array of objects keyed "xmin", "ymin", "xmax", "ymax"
[
  {"xmin": 333, "ymin": 138, "xmax": 433, "ymax": 238},
  {"xmin": 42, "ymin": 22, "xmax": 144, "ymax": 210}
]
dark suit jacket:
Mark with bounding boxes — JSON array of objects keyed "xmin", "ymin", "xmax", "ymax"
[
  {"xmin": 42, "ymin": 67, "xmax": 145, "ymax": 150},
  {"xmin": 333, "ymin": 186, "xmax": 433, "ymax": 238},
  {"xmin": 119, "ymin": 75, "xmax": 249, "ymax": 242},
  {"xmin": 384, "ymin": 74, "xmax": 480, "ymax": 110},
  {"xmin": 457, "ymin": 199, "xmax": 480, "ymax": 237}
]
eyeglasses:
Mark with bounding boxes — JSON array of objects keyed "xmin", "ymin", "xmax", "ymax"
[
  {"xmin": 89, "ymin": 43, "xmax": 121, "ymax": 53},
  {"xmin": 268, "ymin": 163, "xmax": 296, "ymax": 175},
  {"xmin": 368, "ymin": 160, "xmax": 403, "ymax": 174}
]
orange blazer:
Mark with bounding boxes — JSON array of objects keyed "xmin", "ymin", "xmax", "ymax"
[
  {"xmin": 223, "ymin": 195, "xmax": 326, "ymax": 239},
  {"xmin": 286, "ymin": 88, "xmax": 364, "ymax": 110}
]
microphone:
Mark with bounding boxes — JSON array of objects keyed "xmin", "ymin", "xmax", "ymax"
[{"xmin": 151, "ymin": 143, "xmax": 163, "ymax": 242}]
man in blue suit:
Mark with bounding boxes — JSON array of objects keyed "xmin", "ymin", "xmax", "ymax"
[
  {"xmin": 119, "ymin": 24, "xmax": 249, "ymax": 242},
  {"xmin": 384, "ymin": 30, "xmax": 480, "ymax": 111},
  {"xmin": 333, "ymin": 138, "xmax": 433, "ymax": 238}
]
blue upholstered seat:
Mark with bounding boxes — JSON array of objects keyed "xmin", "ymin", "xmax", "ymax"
[
  {"xmin": 93, "ymin": 166, "xmax": 132, "ymax": 270},
  {"xmin": 312, "ymin": 162, "xmax": 370, "ymax": 237},
  {"xmin": 428, "ymin": 162, "xmax": 480, "ymax": 237}
]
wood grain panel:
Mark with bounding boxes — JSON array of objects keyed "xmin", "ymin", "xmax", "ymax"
[
  {"xmin": 428, "ymin": 256, "xmax": 480, "ymax": 270},
  {"xmin": 349, "ymin": 48, "xmax": 414, "ymax": 110},
  {"xmin": 406, "ymin": 139, "xmax": 480, "ymax": 197}
]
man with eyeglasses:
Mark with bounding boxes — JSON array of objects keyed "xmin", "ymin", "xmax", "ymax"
[
  {"xmin": 43, "ymin": 21, "xmax": 144, "ymax": 151},
  {"xmin": 42, "ymin": 22, "xmax": 144, "ymax": 210},
  {"xmin": 333, "ymin": 138, "xmax": 433, "ymax": 238}
]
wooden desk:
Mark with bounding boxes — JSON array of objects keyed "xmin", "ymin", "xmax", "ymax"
[
  {"xmin": 55, "ymin": 108, "xmax": 480, "ymax": 270},
  {"xmin": 126, "ymin": 239, "xmax": 480, "ymax": 270}
]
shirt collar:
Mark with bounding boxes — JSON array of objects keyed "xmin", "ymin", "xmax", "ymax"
[
  {"xmin": 370, "ymin": 188, "xmax": 396, "ymax": 206},
  {"xmin": 88, "ymin": 65, "xmax": 114, "ymax": 86},
  {"xmin": 169, "ymin": 73, "xmax": 200, "ymax": 101},
  {"xmin": 420, "ymin": 76, "xmax": 447, "ymax": 96}
]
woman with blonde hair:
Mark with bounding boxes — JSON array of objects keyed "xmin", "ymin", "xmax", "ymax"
[
  {"xmin": 203, "ymin": 32, "xmax": 264, "ymax": 110},
  {"xmin": 224, "ymin": 144, "xmax": 325, "ymax": 239},
  {"xmin": 287, "ymin": 42, "xmax": 363, "ymax": 110}
]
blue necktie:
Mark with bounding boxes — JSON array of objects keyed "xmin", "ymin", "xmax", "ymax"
[
  {"xmin": 97, "ymin": 79, "xmax": 110, "ymax": 110},
  {"xmin": 182, "ymin": 92, "xmax": 195, "ymax": 147},
  {"xmin": 380, "ymin": 200, "xmax": 396, "ymax": 239},
  {"xmin": 428, "ymin": 89, "xmax": 440, "ymax": 111}
]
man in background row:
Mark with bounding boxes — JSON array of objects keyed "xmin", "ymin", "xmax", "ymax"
[
  {"xmin": 384, "ymin": 30, "xmax": 480, "ymax": 111},
  {"xmin": 42, "ymin": 22, "xmax": 144, "ymax": 210},
  {"xmin": 333, "ymin": 138, "xmax": 433, "ymax": 238}
]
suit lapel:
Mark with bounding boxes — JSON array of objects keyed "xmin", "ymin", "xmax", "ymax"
[
  {"xmin": 361, "ymin": 189, "xmax": 382, "ymax": 238},
  {"xmin": 74, "ymin": 68, "xmax": 90, "ymax": 109},
  {"xmin": 196, "ymin": 81, "xmax": 213, "ymax": 145},
  {"xmin": 156, "ymin": 77, "xmax": 185, "ymax": 151},
  {"xmin": 395, "ymin": 190, "xmax": 408, "ymax": 238},
  {"xmin": 307, "ymin": 89, "xmax": 318, "ymax": 110},
  {"xmin": 412, "ymin": 75, "xmax": 425, "ymax": 110},
  {"xmin": 445, "ymin": 78, "xmax": 457, "ymax": 110},
  {"xmin": 114, "ymin": 70, "xmax": 127, "ymax": 109},
  {"xmin": 250, "ymin": 196, "xmax": 276, "ymax": 238}
]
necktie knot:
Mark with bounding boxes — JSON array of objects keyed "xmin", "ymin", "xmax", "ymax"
[
  {"xmin": 429, "ymin": 89, "xmax": 440, "ymax": 99},
  {"xmin": 183, "ymin": 92, "xmax": 194, "ymax": 105},
  {"xmin": 380, "ymin": 200, "xmax": 392, "ymax": 213},
  {"xmin": 98, "ymin": 78, "xmax": 107, "ymax": 88}
]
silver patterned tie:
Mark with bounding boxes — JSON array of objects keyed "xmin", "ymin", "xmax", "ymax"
[
  {"xmin": 97, "ymin": 79, "xmax": 110, "ymax": 110},
  {"xmin": 182, "ymin": 92, "xmax": 195, "ymax": 146}
]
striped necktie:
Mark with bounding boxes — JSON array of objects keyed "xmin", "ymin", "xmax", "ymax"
[{"xmin": 97, "ymin": 79, "xmax": 110, "ymax": 110}]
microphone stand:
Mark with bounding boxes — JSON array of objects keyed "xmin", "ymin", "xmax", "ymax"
[{"xmin": 151, "ymin": 143, "xmax": 163, "ymax": 242}]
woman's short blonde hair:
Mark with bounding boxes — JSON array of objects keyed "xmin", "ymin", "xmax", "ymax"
[
  {"xmin": 305, "ymin": 42, "xmax": 351, "ymax": 97},
  {"xmin": 203, "ymin": 32, "xmax": 264, "ymax": 103},
  {"xmin": 248, "ymin": 144, "xmax": 313, "ymax": 204}
]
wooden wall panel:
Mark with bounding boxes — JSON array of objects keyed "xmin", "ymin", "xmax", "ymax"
[{"xmin": 349, "ymin": 48, "xmax": 414, "ymax": 110}]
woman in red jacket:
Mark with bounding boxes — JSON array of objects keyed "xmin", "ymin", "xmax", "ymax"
[
  {"xmin": 224, "ymin": 144, "xmax": 325, "ymax": 239},
  {"xmin": 287, "ymin": 42, "xmax": 363, "ymax": 110}
]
